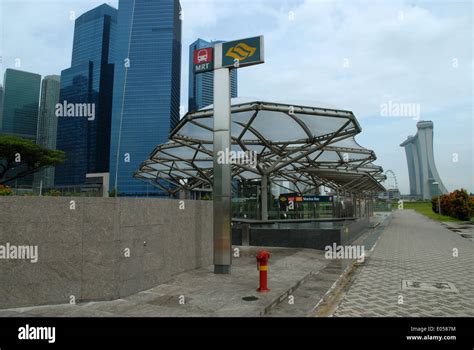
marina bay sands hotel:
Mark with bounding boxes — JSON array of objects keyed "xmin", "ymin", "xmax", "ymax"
[{"xmin": 400, "ymin": 121, "xmax": 448, "ymax": 200}]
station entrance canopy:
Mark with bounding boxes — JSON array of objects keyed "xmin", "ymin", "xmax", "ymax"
[{"xmin": 134, "ymin": 99, "xmax": 386, "ymax": 195}]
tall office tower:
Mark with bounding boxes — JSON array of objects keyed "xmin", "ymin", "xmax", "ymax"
[
  {"xmin": 109, "ymin": 0, "xmax": 182, "ymax": 196},
  {"xmin": 34, "ymin": 75, "xmax": 60, "ymax": 188},
  {"xmin": 188, "ymin": 38, "xmax": 238, "ymax": 112},
  {"xmin": 55, "ymin": 4, "xmax": 117, "ymax": 187},
  {"xmin": 0, "ymin": 84, "xmax": 4, "ymax": 129},
  {"xmin": 0, "ymin": 68, "xmax": 41, "ymax": 139},
  {"xmin": 400, "ymin": 121, "xmax": 448, "ymax": 200}
]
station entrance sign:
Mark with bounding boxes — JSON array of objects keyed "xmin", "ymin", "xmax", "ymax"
[
  {"xmin": 220, "ymin": 36, "xmax": 264, "ymax": 68},
  {"xmin": 209, "ymin": 35, "xmax": 264, "ymax": 274},
  {"xmin": 194, "ymin": 47, "xmax": 214, "ymax": 74},
  {"xmin": 193, "ymin": 36, "xmax": 264, "ymax": 74}
]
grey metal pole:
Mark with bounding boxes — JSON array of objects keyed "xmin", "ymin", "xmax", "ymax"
[
  {"xmin": 353, "ymin": 193, "xmax": 356, "ymax": 218},
  {"xmin": 256, "ymin": 182, "xmax": 261, "ymax": 219},
  {"xmin": 261, "ymin": 174, "xmax": 268, "ymax": 221},
  {"xmin": 332, "ymin": 192, "xmax": 335, "ymax": 218},
  {"xmin": 213, "ymin": 66, "xmax": 232, "ymax": 274},
  {"xmin": 438, "ymin": 194, "xmax": 441, "ymax": 217},
  {"xmin": 433, "ymin": 181, "xmax": 441, "ymax": 218}
]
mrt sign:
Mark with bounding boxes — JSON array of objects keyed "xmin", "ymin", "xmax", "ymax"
[
  {"xmin": 211, "ymin": 35, "xmax": 264, "ymax": 274},
  {"xmin": 194, "ymin": 36, "xmax": 264, "ymax": 74},
  {"xmin": 194, "ymin": 47, "xmax": 214, "ymax": 74},
  {"xmin": 220, "ymin": 36, "xmax": 264, "ymax": 69}
]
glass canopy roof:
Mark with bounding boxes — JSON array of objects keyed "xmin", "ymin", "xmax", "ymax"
[{"xmin": 134, "ymin": 99, "xmax": 386, "ymax": 195}]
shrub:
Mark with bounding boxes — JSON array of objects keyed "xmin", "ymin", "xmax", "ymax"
[
  {"xmin": 450, "ymin": 189, "xmax": 470, "ymax": 220},
  {"xmin": 440, "ymin": 193, "xmax": 452, "ymax": 216},
  {"xmin": 64, "ymin": 191, "xmax": 82, "ymax": 196},
  {"xmin": 432, "ymin": 188, "xmax": 472, "ymax": 220},
  {"xmin": 44, "ymin": 189, "xmax": 61, "ymax": 196},
  {"xmin": 0, "ymin": 184, "xmax": 13, "ymax": 196},
  {"xmin": 469, "ymin": 196, "xmax": 474, "ymax": 220}
]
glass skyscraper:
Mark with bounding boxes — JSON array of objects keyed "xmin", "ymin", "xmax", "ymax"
[
  {"xmin": 0, "ymin": 68, "xmax": 41, "ymax": 139},
  {"xmin": 0, "ymin": 84, "xmax": 4, "ymax": 129},
  {"xmin": 0, "ymin": 84, "xmax": 3, "ymax": 131},
  {"xmin": 109, "ymin": 0, "xmax": 182, "ymax": 196},
  {"xmin": 34, "ymin": 75, "xmax": 61, "ymax": 188},
  {"xmin": 55, "ymin": 4, "xmax": 117, "ymax": 186},
  {"xmin": 188, "ymin": 38, "xmax": 238, "ymax": 112}
]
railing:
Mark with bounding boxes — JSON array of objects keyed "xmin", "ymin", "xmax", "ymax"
[{"xmin": 10, "ymin": 185, "xmax": 103, "ymax": 197}]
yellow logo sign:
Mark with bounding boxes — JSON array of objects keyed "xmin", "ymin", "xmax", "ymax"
[{"xmin": 225, "ymin": 42, "xmax": 256, "ymax": 61}]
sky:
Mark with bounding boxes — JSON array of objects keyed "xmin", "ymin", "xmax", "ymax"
[{"xmin": 0, "ymin": 0, "xmax": 472, "ymax": 194}]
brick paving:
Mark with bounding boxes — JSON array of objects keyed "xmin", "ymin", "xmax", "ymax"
[{"xmin": 334, "ymin": 210, "xmax": 474, "ymax": 317}]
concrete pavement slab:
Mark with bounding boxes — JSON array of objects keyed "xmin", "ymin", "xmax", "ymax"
[{"xmin": 0, "ymin": 246, "xmax": 330, "ymax": 317}]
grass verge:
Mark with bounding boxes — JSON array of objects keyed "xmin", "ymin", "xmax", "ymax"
[{"xmin": 403, "ymin": 201, "xmax": 462, "ymax": 222}]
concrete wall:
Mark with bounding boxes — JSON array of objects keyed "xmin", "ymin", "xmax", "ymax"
[
  {"xmin": 341, "ymin": 217, "xmax": 369, "ymax": 245},
  {"xmin": 232, "ymin": 218, "xmax": 370, "ymax": 250},
  {"xmin": 232, "ymin": 227, "xmax": 341, "ymax": 249},
  {"xmin": 0, "ymin": 197, "xmax": 213, "ymax": 309}
]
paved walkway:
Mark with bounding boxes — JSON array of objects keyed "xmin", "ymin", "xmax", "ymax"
[
  {"xmin": 270, "ymin": 213, "xmax": 390, "ymax": 317},
  {"xmin": 333, "ymin": 210, "xmax": 474, "ymax": 317},
  {"xmin": 442, "ymin": 221, "xmax": 474, "ymax": 242}
]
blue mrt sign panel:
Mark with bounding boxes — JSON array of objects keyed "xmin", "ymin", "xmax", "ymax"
[{"xmin": 303, "ymin": 195, "xmax": 333, "ymax": 202}]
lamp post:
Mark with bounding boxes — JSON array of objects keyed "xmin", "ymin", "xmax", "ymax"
[{"xmin": 432, "ymin": 181, "xmax": 440, "ymax": 218}]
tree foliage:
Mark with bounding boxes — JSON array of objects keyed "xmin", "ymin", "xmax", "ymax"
[
  {"xmin": 431, "ymin": 188, "xmax": 474, "ymax": 221},
  {"xmin": 0, "ymin": 135, "xmax": 65, "ymax": 185}
]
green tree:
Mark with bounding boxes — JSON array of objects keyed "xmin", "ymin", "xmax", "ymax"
[
  {"xmin": 109, "ymin": 187, "xmax": 117, "ymax": 197},
  {"xmin": 0, "ymin": 135, "xmax": 65, "ymax": 185},
  {"xmin": 0, "ymin": 184, "xmax": 13, "ymax": 196}
]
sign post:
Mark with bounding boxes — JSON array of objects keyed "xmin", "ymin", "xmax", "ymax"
[{"xmin": 194, "ymin": 36, "xmax": 264, "ymax": 274}]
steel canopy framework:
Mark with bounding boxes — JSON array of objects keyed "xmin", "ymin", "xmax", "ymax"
[{"xmin": 134, "ymin": 99, "xmax": 386, "ymax": 196}]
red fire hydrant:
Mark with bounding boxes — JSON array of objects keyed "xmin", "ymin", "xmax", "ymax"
[{"xmin": 256, "ymin": 250, "xmax": 270, "ymax": 292}]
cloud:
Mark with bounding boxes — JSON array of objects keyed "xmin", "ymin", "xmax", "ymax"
[{"xmin": 1, "ymin": 0, "xmax": 119, "ymax": 76}]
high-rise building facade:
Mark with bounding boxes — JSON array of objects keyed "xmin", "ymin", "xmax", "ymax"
[
  {"xmin": 109, "ymin": 0, "xmax": 182, "ymax": 196},
  {"xmin": 188, "ymin": 38, "xmax": 238, "ymax": 112},
  {"xmin": 400, "ymin": 121, "xmax": 448, "ymax": 199},
  {"xmin": 34, "ymin": 75, "xmax": 61, "ymax": 188},
  {"xmin": 0, "ymin": 84, "xmax": 4, "ymax": 129},
  {"xmin": 55, "ymin": 4, "xmax": 117, "ymax": 186},
  {"xmin": 0, "ymin": 68, "xmax": 41, "ymax": 139}
]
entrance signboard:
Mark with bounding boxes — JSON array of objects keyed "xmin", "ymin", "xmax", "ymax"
[
  {"xmin": 213, "ymin": 36, "xmax": 264, "ymax": 274},
  {"xmin": 220, "ymin": 36, "xmax": 264, "ymax": 69},
  {"xmin": 194, "ymin": 47, "xmax": 214, "ymax": 74}
]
